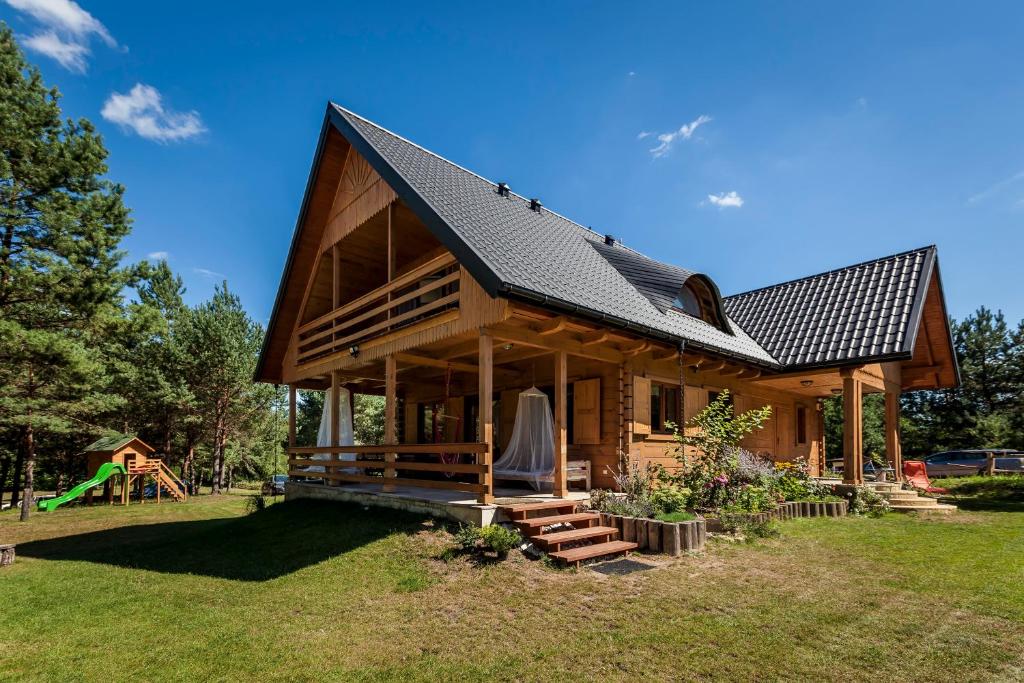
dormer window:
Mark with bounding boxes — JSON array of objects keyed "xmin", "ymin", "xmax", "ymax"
[
  {"xmin": 673, "ymin": 284, "xmax": 702, "ymax": 318},
  {"xmin": 672, "ymin": 278, "xmax": 725, "ymax": 329}
]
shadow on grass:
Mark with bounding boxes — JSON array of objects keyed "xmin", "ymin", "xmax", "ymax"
[
  {"xmin": 17, "ymin": 499, "xmax": 429, "ymax": 581},
  {"xmin": 935, "ymin": 475, "xmax": 1024, "ymax": 513}
]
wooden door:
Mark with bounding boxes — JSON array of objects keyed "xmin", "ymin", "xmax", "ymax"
[{"xmin": 774, "ymin": 405, "xmax": 793, "ymax": 461}]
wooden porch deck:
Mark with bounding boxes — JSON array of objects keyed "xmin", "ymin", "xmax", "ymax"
[{"xmin": 284, "ymin": 480, "xmax": 588, "ymax": 526}]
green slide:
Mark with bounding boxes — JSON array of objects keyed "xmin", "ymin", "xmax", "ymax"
[{"xmin": 38, "ymin": 462, "xmax": 127, "ymax": 512}]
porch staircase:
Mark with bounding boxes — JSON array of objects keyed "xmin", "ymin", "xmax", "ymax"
[
  {"xmin": 865, "ymin": 482, "xmax": 956, "ymax": 514},
  {"xmin": 498, "ymin": 501, "xmax": 637, "ymax": 567}
]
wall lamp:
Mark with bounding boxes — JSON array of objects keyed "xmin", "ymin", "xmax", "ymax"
[{"xmin": 349, "ymin": 345, "xmax": 360, "ymax": 358}]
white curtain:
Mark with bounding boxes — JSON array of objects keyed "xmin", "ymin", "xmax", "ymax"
[
  {"xmin": 306, "ymin": 388, "xmax": 355, "ymax": 474},
  {"xmin": 492, "ymin": 387, "xmax": 555, "ymax": 490}
]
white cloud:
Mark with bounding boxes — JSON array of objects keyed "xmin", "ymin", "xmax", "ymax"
[
  {"xmin": 706, "ymin": 191, "xmax": 744, "ymax": 209},
  {"xmin": 147, "ymin": 251, "xmax": 169, "ymax": 260},
  {"xmin": 636, "ymin": 131, "xmax": 651, "ymax": 140},
  {"xmin": 968, "ymin": 170, "xmax": 1024, "ymax": 205},
  {"xmin": 648, "ymin": 114, "xmax": 712, "ymax": 158},
  {"xmin": 21, "ymin": 30, "xmax": 88, "ymax": 71},
  {"xmin": 101, "ymin": 84, "xmax": 206, "ymax": 142},
  {"xmin": 628, "ymin": 71, "xmax": 636, "ymax": 77},
  {"xmin": 6, "ymin": 0, "xmax": 116, "ymax": 71},
  {"xmin": 193, "ymin": 267, "xmax": 226, "ymax": 280}
]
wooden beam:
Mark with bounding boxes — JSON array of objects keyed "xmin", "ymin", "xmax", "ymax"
[
  {"xmin": 537, "ymin": 316, "xmax": 568, "ymax": 336},
  {"xmin": 478, "ymin": 333, "xmax": 494, "ymax": 504},
  {"xmin": 483, "ymin": 323, "xmax": 624, "ymax": 364},
  {"xmin": 885, "ymin": 390, "xmax": 903, "ymax": 481},
  {"xmin": 736, "ymin": 369, "xmax": 762, "ymax": 380},
  {"xmin": 718, "ymin": 365, "xmax": 745, "ymax": 376},
  {"xmin": 395, "ymin": 352, "xmax": 478, "ymax": 374},
  {"xmin": 620, "ymin": 340, "xmax": 651, "ymax": 356},
  {"xmin": 700, "ymin": 359, "xmax": 727, "ymax": 372},
  {"xmin": 580, "ymin": 330, "xmax": 609, "ymax": 346},
  {"xmin": 553, "ymin": 350, "xmax": 568, "ymax": 498},
  {"xmin": 383, "ymin": 355, "xmax": 397, "ymax": 491},
  {"xmin": 652, "ymin": 347, "xmax": 679, "ymax": 362}
]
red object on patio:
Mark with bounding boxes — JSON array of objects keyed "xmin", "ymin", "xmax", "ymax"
[{"xmin": 903, "ymin": 461, "xmax": 949, "ymax": 494}]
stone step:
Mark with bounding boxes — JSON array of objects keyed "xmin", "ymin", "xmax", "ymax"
[
  {"xmin": 548, "ymin": 540, "xmax": 638, "ymax": 567},
  {"xmin": 890, "ymin": 502, "xmax": 957, "ymax": 515},
  {"xmin": 884, "ymin": 491, "xmax": 924, "ymax": 501},
  {"xmin": 886, "ymin": 496, "xmax": 945, "ymax": 508}
]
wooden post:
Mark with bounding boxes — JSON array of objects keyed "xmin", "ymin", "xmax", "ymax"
[
  {"xmin": 884, "ymin": 390, "xmax": 903, "ymax": 481},
  {"xmin": 478, "ymin": 333, "xmax": 494, "ymax": 504},
  {"xmin": 553, "ymin": 350, "xmax": 568, "ymax": 498},
  {"xmin": 842, "ymin": 372, "xmax": 863, "ymax": 485},
  {"xmin": 384, "ymin": 355, "xmax": 398, "ymax": 491},
  {"xmin": 329, "ymin": 371, "xmax": 341, "ymax": 485},
  {"xmin": 986, "ymin": 452, "xmax": 996, "ymax": 476}
]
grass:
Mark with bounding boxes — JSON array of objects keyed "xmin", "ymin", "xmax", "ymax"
[
  {"xmin": 1, "ymin": 495, "xmax": 1023, "ymax": 681},
  {"xmin": 933, "ymin": 474, "xmax": 1024, "ymax": 512}
]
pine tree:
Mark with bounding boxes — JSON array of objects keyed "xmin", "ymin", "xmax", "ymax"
[{"xmin": 0, "ymin": 26, "xmax": 131, "ymax": 519}]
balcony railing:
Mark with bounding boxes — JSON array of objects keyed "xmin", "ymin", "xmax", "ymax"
[
  {"xmin": 296, "ymin": 253, "xmax": 460, "ymax": 365},
  {"xmin": 287, "ymin": 442, "xmax": 490, "ymax": 499}
]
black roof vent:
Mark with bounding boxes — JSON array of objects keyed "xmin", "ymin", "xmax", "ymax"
[
  {"xmin": 604, "ymin": 234, "xmax": 616, "ymax": 246},
  {"xmin": 529, "ymin": 198, "xmax": 543, "ymax": 212},
  {"xmin": 497, "ymin": 182, "xmax": 510, "ymax": 197}
]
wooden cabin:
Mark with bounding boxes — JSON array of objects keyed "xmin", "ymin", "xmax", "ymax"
[
  {"xmin": 82, "ymin": 435, "xmax": 186, "ymax": 504},
  {"xmin": 255, "ymin": 103, "xmax": 960, "ymax": 511}
]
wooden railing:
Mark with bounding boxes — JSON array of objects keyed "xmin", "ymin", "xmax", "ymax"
[
  {"xmin": 288, "ymin": 442, "xmax": 490, "ymax": 500},
  {"xmin": 296, "ymin": 253, "xmax": 460, "ymax": 365}
]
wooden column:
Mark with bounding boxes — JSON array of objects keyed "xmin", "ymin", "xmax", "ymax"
[
  {"xmin": 553, "ymin": 350, "xmax": 569, "ymax": 498},
  {"xmin": 383, "ymin": 355, "xmax": 398, "ymax": 491},
  {"xmin": 478, "ymin": 333, "xmax": 494, "ymax": 504},
  {"xmin": 329, "ymin": 371, "xmax": 341, "ymax": 485},
  {"xmin": 842, "ymin": 372, "xmax": 864, "ymax": 485},
  {"xmin": 885, "ymin": 390, "xmax": 903, "ymax": 481}
]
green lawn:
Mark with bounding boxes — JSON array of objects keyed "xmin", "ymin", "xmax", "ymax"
[{"xmin": 1, "ymin": 495, "xmax": 1022, "ymax": 682}]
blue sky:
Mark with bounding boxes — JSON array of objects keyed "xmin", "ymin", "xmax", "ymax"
[{"xmin": 4, "ymin": 1, "xmax": 1024, "ymax": 325}]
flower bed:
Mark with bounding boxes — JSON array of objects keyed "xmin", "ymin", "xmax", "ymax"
[
  {"xmin": 598, "ymin": 512, "xmax": 706, "ymax": 556},
  {"xmin": 704, "ymin": 499, "xmax": 847, "ymax": 532}
]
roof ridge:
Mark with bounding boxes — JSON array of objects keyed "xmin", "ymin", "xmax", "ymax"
[
  {"xmin": 724, "ymin": 245, "xmax": 936, "ymax": 301},
  {"xmin": 330, "ymin": 102, "xmax": 610, "ymax": 243}
]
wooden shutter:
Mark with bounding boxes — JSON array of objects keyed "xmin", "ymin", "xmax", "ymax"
[
  {"xmin": 573, "ymin": 378, "xmax": 601, "ymax": 445},
  {"xmin": 403, "ymin": 402, "xmax": 418, "ymax": 444},
  {"xmin": 633, "ymin": 375, "xmax": 652, "ymax": 435}
]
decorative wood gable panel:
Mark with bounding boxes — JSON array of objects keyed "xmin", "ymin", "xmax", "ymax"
[{"xmin": 321, "ymin": 148, "xmax": 397, "ymax": 251}]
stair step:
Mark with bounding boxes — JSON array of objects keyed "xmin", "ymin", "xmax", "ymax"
[
  {"xmin": 499, "ymin": 500, "xmax": 578, "ymax": 520},
  {"xmin": 549, "ymin": 540, "xmax": 638, "ymax": 567},
  {"xmin": 891, "ymin": 502, "xmax": 957, "ymax": 514},
  {"xmin": 515, "ymin": 512, "xmax": 600, "ymax": 531},
  {"xmin": 884, "ymin": 491, "xmax": 922, "ymax": 501},
  {"xmin": 533, "ymin": 525, "xmax": 619, "ymax": 551},
  {"xmin": 887, "ymin": 497, "xmax": 943, "ymax": 507}
]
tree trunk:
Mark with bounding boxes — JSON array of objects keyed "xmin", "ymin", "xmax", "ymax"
[
  {"xmin": 211, "ymin": 411, "xmax": 226, "ymax": 495},
  {"xmin": 0, "ymin": 454, "xmax": 10, "ymax": 508},
  {"xmin": 185, "ymin": 444, "xmax": 196, "ymax": 495},
  {"xmin": 10, "ymin": 430, "xmax": 26, "ymax": 507},
  {"xmin": 20, "ymin": 422, "xmax": 34, "ymax": 521}
]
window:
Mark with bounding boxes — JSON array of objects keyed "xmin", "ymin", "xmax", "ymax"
[
  {"xmin": 650, "ymin": 382, "xmax": 681, "ymax": 433},
  {"xmin": 796, "ymin": 406, "xmax": 807, "ymax": 445},
  {"xmin": 672, "ymin": 285, "xmax": 702, "ymax": 317},
  {"xmin": 707, "ymin": 390, "xmax": 732, "ymax": 410}
]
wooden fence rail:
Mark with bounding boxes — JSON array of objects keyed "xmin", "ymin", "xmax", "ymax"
[{"xmin": 287, "ymin": 443, "xmax": 491, "ymax": 501}]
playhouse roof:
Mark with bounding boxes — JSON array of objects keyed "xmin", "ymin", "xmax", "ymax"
[{"xmin": 83, "ymin": 434, "xmax": 154, "ymax": 455}]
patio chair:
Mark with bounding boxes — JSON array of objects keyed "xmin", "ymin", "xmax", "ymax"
[{"xmin": 902, "ymin": 461, "xmax": 949, "ymax": 494}]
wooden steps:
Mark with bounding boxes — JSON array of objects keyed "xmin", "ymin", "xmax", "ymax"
[
  {"xmin": 549, "ymin": 540, "xmax": 639, "ymax": 568},
  {"xmin": 497, "ymin": 501, "xmax": 637, "ymax": 566},
  {"xmin": 534, "ymin": 525, "xmax": 619, "ymax": 552}
]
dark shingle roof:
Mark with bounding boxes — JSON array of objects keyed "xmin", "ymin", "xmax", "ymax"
[
  {"xmin": 723, "ymin": 247, "xmax": 935, "ymax": 367},
  {"xmin": 330, "ymin": 104, "xmax": 778, "ymax": 366},
  {"xmin": 83, "ymin": 434, "xmax": 136, "ymax": 453}
]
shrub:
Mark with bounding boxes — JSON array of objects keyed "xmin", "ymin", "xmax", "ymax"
[
  {"xmin": 589, "ymin": 456, "xmax": 659, "ymax": 518},
  {"xmin": 650, "ymin": 485, "xmax": 690, "ymax": 515},
  {"xmin": 730, "ymin": 484, "xmax": 777, "ymax": 513},
  {"xmin": 479, "ymin": 525, "xmax": 522, "ymax": 557},
  {"xmin": 718, "ymin": 506, "xmax": 781, "ymax": 540},
  {"xmin": 245, "ymin": 494, "xmax": 268, "ymax": 514},
  {"xmin": 844, "ymin": 486, "xmax": 890, "ymax": 517}
]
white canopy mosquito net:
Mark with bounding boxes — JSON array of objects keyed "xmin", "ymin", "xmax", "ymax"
[
  {"xmin": 305, "ymin": 388, "xmax": 355, "ymax": 475},
  {"xmin": 492, "ymin": 387, "xmax": 555, "ymax": 490}
]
